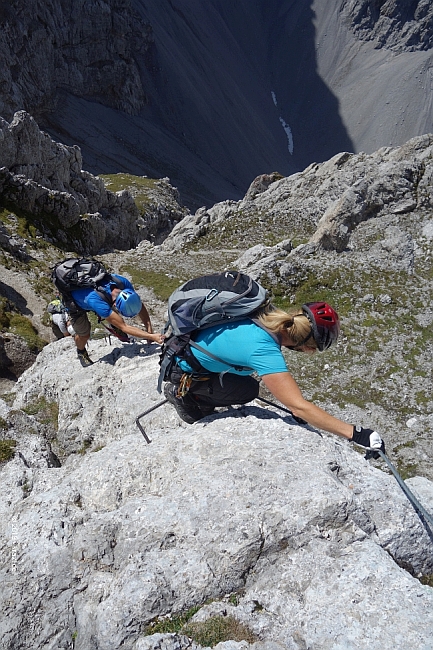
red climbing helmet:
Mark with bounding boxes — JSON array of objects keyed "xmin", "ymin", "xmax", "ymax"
[{"xmin": 302, "ymin": 302, "xmax": 340, "ymax": 351}]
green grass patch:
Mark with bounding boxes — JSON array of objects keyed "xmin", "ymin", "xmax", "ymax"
[
  {"xmin": 146, "ymin": 607, "xmax": 257, "ymax": 647},
  {"xmin": 78, "ymin": 440, "xmax": 92, "ymax": 455},
  {"xmin": 32, "ymin": 275, "xmax": 56, "ymax": 299},
  {"xmin": 0, "ymin": 439, "xmax": 17, "ymax": 462},
  {"xmin": 0, "ymin": 392, "xmax": 15, "ymax": 405},
  {"xmin": 0, "ymin": 297, "xmax": 48, "ymax": 351},
  {"xmin": 395, "ymin": 459, "xmax": 418, "ymax": 481},
  {"xmin": 22, "ymin": 397, "xmax": 59, "ymax": 429},
  {"xmin": 8, "ymin": 314, "xmax": 47, "ymax": 352},
  {"xmin": 146, "ymin": 606, "xmax": 200, "ymax": 635},
  {"xmin": 183, "ymin": 616, "xmax": 257, "ymax": 647},
  {"xmin": 393, "ymin": 441, "xmax": 416, "ymax": 453},
  {"xmin": 120, "ymin": 265, "xmax": 184, "ymax": 301},
  {"xmin": 99, "ymin": 174, "xmax": 159, "ymax": 211}
]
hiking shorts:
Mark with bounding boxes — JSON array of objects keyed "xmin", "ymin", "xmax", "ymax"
[
  {"xmin": 169, "ymin": 365, "xmax": 259, "ymax": 408},
  {"xmin": 69, "ymin": 311, "xmax": 91, "ymax": 337}
]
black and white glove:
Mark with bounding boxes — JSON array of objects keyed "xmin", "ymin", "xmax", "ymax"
[{"xmin": 352, "ymin": 426, "xmax": 385, "ymax": 459}]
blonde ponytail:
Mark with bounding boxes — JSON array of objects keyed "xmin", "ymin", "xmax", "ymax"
[{"xmin": 256, "ymin": 305, "xmax": 316, "ymax": 349}]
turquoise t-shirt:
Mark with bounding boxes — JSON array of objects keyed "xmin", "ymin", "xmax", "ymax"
[
  {"xmin": 178, "ymin": 319, "xmax": 288, "ymax": 377},
  {"xmin": 70, "ymin": 275, "xmax": 133, "ymax": 318}
]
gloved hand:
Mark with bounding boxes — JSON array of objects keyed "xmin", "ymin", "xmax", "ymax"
[{"xmin": 351, "ymin": 426, "xmax": 385, "ymax": 459}]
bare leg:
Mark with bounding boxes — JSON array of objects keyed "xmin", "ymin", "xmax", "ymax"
[{"xmin": 75, "ymin": 333, "xmax": 90, "ymax": 350}]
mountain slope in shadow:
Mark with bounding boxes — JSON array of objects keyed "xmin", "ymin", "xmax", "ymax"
[{"xmin": 0, "ymin": 0, "xmax": 431, "ymax": 208}]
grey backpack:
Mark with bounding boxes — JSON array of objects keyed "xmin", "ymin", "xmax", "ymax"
[
  {"xmin": 51, "ymin": 258, "xmax": 110, "ymax": 296},
  {"xmin": 157, "ymin": 271, "xmax": 269, "ymax": 392}
]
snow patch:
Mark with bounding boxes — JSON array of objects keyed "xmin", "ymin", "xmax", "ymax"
[{"xmin": 271, "ymin": 90, "xmax": 294, "ymax": 155}]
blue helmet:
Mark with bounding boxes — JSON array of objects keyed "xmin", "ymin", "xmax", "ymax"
[{"xmin": 115, "ymin": 289, "xmax": 141, "ymax": 317}]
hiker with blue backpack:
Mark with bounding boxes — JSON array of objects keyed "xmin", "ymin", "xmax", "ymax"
[
  {"xmin": 158, "ymin": 271, "xmax": 385, "ymax": 455},
  {"xmin": 52, "ymin": 258, "xmax": 164, "ymax": 367}
]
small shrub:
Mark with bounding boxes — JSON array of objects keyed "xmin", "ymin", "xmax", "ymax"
[{"xmin": 0, "ymin": 439, "xmax": 17, "ymax": 462}]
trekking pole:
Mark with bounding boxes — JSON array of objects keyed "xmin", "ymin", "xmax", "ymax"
[
  {"xmin": 377, "ymin": 449, "xmax": 433, "ymax": 530},
  {"xmin": 135, "ymin": 399, "xmax": 168, "ymax": 444},
  {"xmin": 256, "ymin": 396, "xmax": 307, "ymax": 424}
]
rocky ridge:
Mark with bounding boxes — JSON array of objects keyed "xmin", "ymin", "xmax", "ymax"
[
  {"xmin": 1, "ymin": 338, "xmax": 432, "ymax": 649},
  {"xmin": 0, "ymin": 112, "xmax": 186, "ymax": 254},
  {"xmin": 1, "ymin": 116, "xmax": 433, "ymax": 648},
  {"xmin": 1, "ymin": 124, "xmax": 433, "ymax": 483}
]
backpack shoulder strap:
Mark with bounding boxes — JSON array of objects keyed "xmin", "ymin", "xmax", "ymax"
[
  {"xmin": 95, "ymin": 289, "xmax": 114, "ymax": 309},
  {"xmin": 94, "ymin": 276, "xmax": 125, "ymax": 311}
]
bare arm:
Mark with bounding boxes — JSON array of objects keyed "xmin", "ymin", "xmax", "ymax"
[
  {"xmin": 262, "ymin": 372, "xmax": 353, "ymax": 439},
  {"xmin": 106, "ymin": 310, "xmax": 164, "ymax": 343}
]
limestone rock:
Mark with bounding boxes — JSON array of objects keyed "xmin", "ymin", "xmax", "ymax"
[
  {"xmin": 163, "ymin": 136, "xmax": 433, "ymax": 258},
  {"xmin": 0, "ymin": 0, "xmax": 149, "ymax": 120},
  {"xmin": 0, "ymin": 112, "xmax": 184, "ymax": 253},
  {"xmin": 0, "ymin": 333, "xmax": 37, "ymax": 379},
  {"xmin": 1, "ymin": 337, "xmax": 432, "ymax": 649}
]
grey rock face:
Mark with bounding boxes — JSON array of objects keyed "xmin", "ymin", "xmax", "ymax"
[
  {"xmin": 1, "ymin": 337, "xmax": 433, "ymax": 649},
  {"xmin": 0, "ymin": 112, "xmax": 185, "ymax": 253},
  {"xmin": 162, "ymin": 135, "xmax": 433, "ymax": 261},
  {"xmin": 343, "ymin": 0, "xmax": 433, "ymax": 51},
  {"xmin": 0, "ymin": 0, "xmax": 149, "ymax": 120},
  {"xmin": 0, "ymin": 333, "xmax": 37, "ymax": 379}
]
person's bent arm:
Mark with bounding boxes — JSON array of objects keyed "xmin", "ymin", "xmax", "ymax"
[
  {"xmin": 262, "ymin": 371, "xmax": 353, "ymax": 439},
  {"xmin": 106, "ymin": 310, "xmax": 164, "ymax": 343}
]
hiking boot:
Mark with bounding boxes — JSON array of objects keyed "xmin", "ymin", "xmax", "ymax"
[
  {"xmin": 164, "ymin": 383, "xmax": 203, "ymax": 424},
  {"xmin": 77, "ymin": 348, "xmax": 94, "ymax": 367},
  {"xmin": 198, "ymin": 404, "xmax": 216, "ymax": 417}
]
